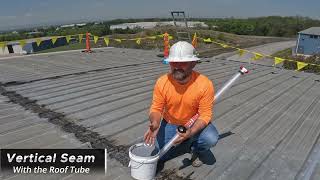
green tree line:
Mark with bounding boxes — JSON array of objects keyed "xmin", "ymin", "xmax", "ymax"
[
  {"xmin": 203, "ymin": 16, "xmax": 320, "ymax": 37},
  {"xmin": 1, "ymin": 16, "xmax": 320, "ymax": 42}
]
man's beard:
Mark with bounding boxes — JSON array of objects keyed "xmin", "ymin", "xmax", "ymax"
[{"xmin": 172, "ymin": 69, "xmax": 188, "ymax": 81}]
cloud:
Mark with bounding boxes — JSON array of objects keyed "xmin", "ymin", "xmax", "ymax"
[
  {"xmin": 0, "ymin": 16, "xmax": 17, "ymax": 19},
  {"xmin": 24, "ymin": 13, "xmax": 33, "ymax": 17}
]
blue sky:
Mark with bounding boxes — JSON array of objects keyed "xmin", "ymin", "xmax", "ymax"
[{"xmin": 0, "ymin": 0, "xmax": 319, "ymax": 31}]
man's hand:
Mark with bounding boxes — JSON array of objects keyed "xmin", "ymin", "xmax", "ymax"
[
  {"xmin": 173, "ymin": 128, "xmax": 192, "ymax": 145},
  {"xmin": 144, "ymin": 120, "xmax": 160, "ymax": 146},
  {"xmin": 173, "ymin": 119, "xmax": 207, "ymax": 145}
]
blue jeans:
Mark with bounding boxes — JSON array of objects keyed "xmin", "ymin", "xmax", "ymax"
[{"xmin": 156, "ymin": 119, "xmax": 219, "ymax": 161}]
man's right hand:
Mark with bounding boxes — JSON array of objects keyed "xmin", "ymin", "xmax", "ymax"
[{"xmin": 143, "ymin": 120, "xmax": 160, "ymax": 146}]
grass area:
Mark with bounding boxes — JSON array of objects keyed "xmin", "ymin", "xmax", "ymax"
[
  {"xmin": 35, "ymin": 43, "xmax": 86, "ymax": 54},
  {"xmin": 271, "ymin": 48, "xmax": 292, "ymax": 58},
  {"xmin": 34, "ymin": 27, "xmax": 291, "ymax": 58},
  {"xmin": 272, "ymin": 48, "xmax": 320, "ymax": 74}
]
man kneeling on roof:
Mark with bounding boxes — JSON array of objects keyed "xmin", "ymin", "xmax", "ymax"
[{"xmin": 144, "ymin": 41, "xmax": 219, "ymax": 167}]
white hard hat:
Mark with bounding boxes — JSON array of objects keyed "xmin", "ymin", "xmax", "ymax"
[{"xmin": 167, "ymin": 41, "xmax": 200, "ymax": 62}]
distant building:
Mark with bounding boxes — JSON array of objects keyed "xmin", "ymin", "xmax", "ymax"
[
  {"xmin": 0, "ymin": 41, "xmax": 31, "ymax": 55},
  {"xmin": 110, "ymin": 21, "xmax": 209, "ymax": 30},
  {"xmin": 60, "ymin": 24, "xmax": 75, "ymax": 28},
  {"xmin": 27, "ymin": 31, "xmax": 42, "ymax": 35},
  {"xmin": 60, "ymin": 23, "xmax": 87, "ymax": 29},
  {"xmin": 295, "ymin": 27, "xmax": 320, "ymax": 55},
  {"xmin": 76, "ymin": 23, "xmax": 87, "ymax": 27},
  {"xmin": 0, "ymin": 36, "xmax": 69, "ymax": 56}
]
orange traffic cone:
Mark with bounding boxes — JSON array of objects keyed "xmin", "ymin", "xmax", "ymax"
[
  {"xmin": 192, "ymin": 32, "xmax": 197, "ymax": 48},
  {"xmin": 82, "ymin": 32, "xmax": 93, "ymax": 53},
  {"xmin": 163, "ymin": 32, "xmax": 169, "ymax": 57},
  {"xmin": 162, "ymin": 32, "xmax": 170, "ymax": 64}
]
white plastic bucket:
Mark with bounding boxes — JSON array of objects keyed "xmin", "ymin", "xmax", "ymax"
[{"xmin": 128, "ymin": 143, "xmax": 160, "ymax": 180}]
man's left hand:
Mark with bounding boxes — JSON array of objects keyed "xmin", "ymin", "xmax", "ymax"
[{"xmin": 173, "ymin": 128, "xmax": 192, "ymax": 145}]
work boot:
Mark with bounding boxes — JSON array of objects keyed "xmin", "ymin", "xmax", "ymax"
[{"xmin": 190, "ymin": 153, "xmax": 203, "ymax": 167}]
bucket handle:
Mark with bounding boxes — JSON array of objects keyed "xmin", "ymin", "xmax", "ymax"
[{"xmin": 128, "ymin": 160, "xmax": 146, "ymax": 169}]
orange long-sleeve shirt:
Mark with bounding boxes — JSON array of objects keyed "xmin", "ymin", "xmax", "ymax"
[{"xmin": 150, "ymin": 71, "xmax": 214, "ymax": 125}]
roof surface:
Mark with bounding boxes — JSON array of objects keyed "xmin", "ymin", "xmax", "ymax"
[
  {"xmin": 299, "ymin": 27, "xmax": 320, "ymax": 36},
  {"xmin": 0, "ymin": 46, "xmax": 320, "ymax": 180}
]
